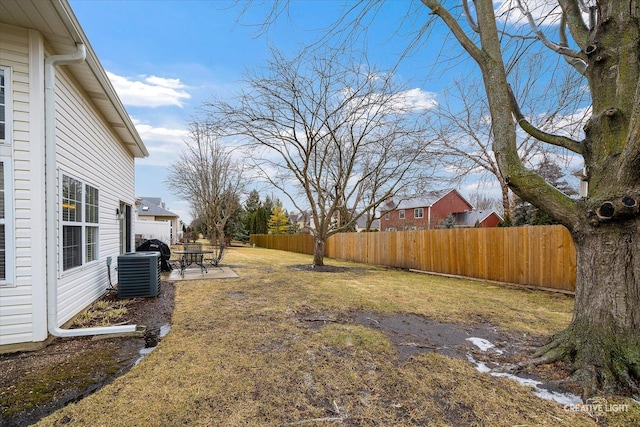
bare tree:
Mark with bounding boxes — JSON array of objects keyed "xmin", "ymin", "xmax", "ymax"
[
  {"xmin": 167, "ymin": 122, "xmax": 246, "ymax": 245},
  {"xmin": 416, "ymin": 0, "xmax": 640, "ymax": 396},
  {"xmin": 246, "ymin": 0, "xmax": 640, "ymax": 396},
  {"xmin": 203, "ymin": 48, "xmax": 435, "ymax": 266},
  {"xmin": 431, "ymin": 53, "xmax": 588, "ymax": 217}
]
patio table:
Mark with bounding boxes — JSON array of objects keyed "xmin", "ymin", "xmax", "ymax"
[{"xmin": 174, "ymin": 250, "xmax": 214, "ymax": 277}]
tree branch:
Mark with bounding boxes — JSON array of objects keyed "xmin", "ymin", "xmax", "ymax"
[
  {"xmin": 508, "ymin": 85, "xmax": 583, "ymax": 154},
  {"xmin": 515, "ymin": 0, "xmax": 587, "ymax": 74},
  {"xmin": 558, "ymin": 15, "xmax": 587, "ymax": 74},
  {"xmin": 468, "ymin": 0, "xmax": 579, "ymax": 228},
  {"xmin": 557, "ymin": 0, "xmax": 590, "ymax": 50},
  {"xmin": 462, "ymin": 0, "xmax": 479, "ymax": 33},
  {"xmin": 421, "ymin": 0, "xmax": 486, "ymax": 64}
]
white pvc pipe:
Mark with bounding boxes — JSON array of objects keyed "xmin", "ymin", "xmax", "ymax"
[{"xmin": 45, "ymin": 43, "xmax": 138, "ymax": 337}]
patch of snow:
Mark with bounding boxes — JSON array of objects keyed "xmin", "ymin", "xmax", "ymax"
[
  {"xmin": 133, "ymin": 324, "xmax": 170, "ymax": 366},
  {"xmin": 466, "ymin": 337, "xmax": 504, "ymax": 354},
  {"xmin": 533, "ymin": 389, "xmax": 582, "ymax": 405},
  {"xmin": 135, "ymin": 347, "xmax": 156, "ymax": 365},
  {"xmin": 467, "ymin": 354, "xmax": 582, "ymax": 405},
  {"xmin": 160, "ymin": 324, "xmax": 171, "ymax": 338},
  {"xmin": 466, "ymin": 354, "xmax": 491, "ymax": 373}
]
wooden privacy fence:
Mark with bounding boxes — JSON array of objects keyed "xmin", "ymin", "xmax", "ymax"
[{"xmin": 250, "ymin": 225, "xmax": 576, "ymax": 293}]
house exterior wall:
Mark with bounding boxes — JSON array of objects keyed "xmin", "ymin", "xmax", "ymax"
[
  {"xmin": 380, "ymin": 190, "xmax": 473, "ymax": 231},
  {"xmin": 479, "ymin": 213, "xmax": 501, "ymax": 228},
  {"xmin": 54, "ymin": 61, "xmax": 136, "ymax": 326},
  {"xmin": 429, "ymin": 191, "xmax": 473, "ymax": 224},
  {"xmin": 0, "ymin": 23, "xmax": 138, "ymax": 347},
  {"xmin": 381, "ymin": 206, "xmax": 428, "ymax": 230},
  {"xmin": 0, "ymin": 25, "xmax": 49, "ymax": 346}
]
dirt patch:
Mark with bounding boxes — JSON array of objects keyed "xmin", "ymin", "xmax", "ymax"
[
  {"xmin": 297, "ymin": 310, "xmax": 580, "ymax": 402},
  {"xmin": 290, "ymin": 264, "xmax": 366, "ymax": 273},
  {"xmin": 352, "ymin": 312, "xmax": 507, "ymax": 361},
  {"xmin": 0, "ymin": 282, "xmax": 175, "ymax": 427}
]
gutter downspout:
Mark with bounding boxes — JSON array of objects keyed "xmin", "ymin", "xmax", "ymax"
[{"xmin": 45, "ymin": 43, "xmax": 138, "ymax": 337}]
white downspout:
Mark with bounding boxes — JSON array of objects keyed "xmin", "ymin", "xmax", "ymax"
[{"xmin": 45, "ymin": 43, "xmax": 139, "ymax": 337}]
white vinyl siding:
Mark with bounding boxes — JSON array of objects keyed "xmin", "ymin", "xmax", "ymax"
[
  {"xmin": 53, "ymin": 63, "xmax": 135, "ymax": 325},
  {"xmin": 0, "ymin": 22, "xmax": 140, "ymax": 346},
  {"xmin": 0, "ymin": 26, "xmax": 44, "ymax": 345}
]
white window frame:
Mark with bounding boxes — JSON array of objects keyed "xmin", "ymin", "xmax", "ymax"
[
  {"xmin": 60, "ymin": 173, "xmax": 99, "ymax": 273},
  {"xmin": 414, "ymin": 207, "xmax": 424, "ymax": 219},
  {"xmin": 0, "ymin": 156, "xmax": 15, "ymax": 286},
  {"xmin": 0, "ymin": 66, "xmax": 11, "ymax": 145},
  {"xmin": 384, "ymin": 212, "xmax": 390, "ymax": 220},
  {"xmin": 399, "ymin": 209, "xmax": 405, "ymax": 220}
]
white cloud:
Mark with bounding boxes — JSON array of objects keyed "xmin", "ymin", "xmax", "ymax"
[
  {"xmin": 394, "ymin": 88, "xmax": 438, "ymax": 111},
  {"xmin": 133, "ymin": 119, "xmax": 190, "ymax": 144},
  {"xmin": 107, "ymin": 72, "xmax": 191, "ymax": 108},
  {"xmin": 133, "ymin": 119, "xmax": 189, "ymax": 166}
]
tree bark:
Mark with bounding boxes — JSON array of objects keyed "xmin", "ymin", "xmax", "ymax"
[
  {"xmin": 420, "ymin": 0, "xmax": 640, "ymax": 396},
  {"xmin": 536, "ymin": 220, "xmax": 640, "ymax": 396},
  {"xmin": 313, "ymin": 238, "xmax": 325, "ymax": 267}
]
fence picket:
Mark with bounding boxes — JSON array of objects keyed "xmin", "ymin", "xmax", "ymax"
[{"xmin": 250, "ymin": 225, "xmax": 576, "ymax": 292}]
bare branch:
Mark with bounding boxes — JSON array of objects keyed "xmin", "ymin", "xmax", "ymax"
[
  {"xmin": 508, "ymin": 85, "xmax": 583, "ymax": 154},
  {"xmin": 166, "ymin": 123, "xmax": 246, "ymax": 243},
  {"xmin": 557, "ymin": 0, "xmax": 590, "ymax": 49},
  {"xmin": 421, "ymin": 0, "xmax": 486, "ymax": 64},
  {"xmin": 202, "ymin": 47, "xmax": 435, "ymax": 264},
  {"xmin": 558, "ymin": 15, "xmax": 587, "ymax": 74},
  {"xmin": 462, "ymin": 0, "xmax": 479, "ymax": 33},
  {"xmin": 515, "ymin": 0, "xmax": 587, "ymax": 70}
]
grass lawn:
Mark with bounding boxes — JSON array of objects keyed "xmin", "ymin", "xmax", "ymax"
[{"xmin": 37, "ymin": 246, "xmax": 639, "ymax": 426}]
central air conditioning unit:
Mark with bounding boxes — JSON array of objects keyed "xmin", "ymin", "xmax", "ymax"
[{"xmin": 117, "ymin": 252, "xmax": 161, "ymax": 298}]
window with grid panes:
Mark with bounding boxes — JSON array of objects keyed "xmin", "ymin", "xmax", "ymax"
[{"xmin": 62, "ymin": 175, "xmax": 99, "ymax": 270}]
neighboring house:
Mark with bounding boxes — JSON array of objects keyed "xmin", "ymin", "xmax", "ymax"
[
  {"xmin": 380, "ymin": 189, "xmax": 474, "ymax": 230},
  {"xmin": 289, "ymin": 211, "xmax": 312, "ymax": 233},
  {"xmin": 136, "ymin": 197, "xmax": 181, "ymax": 245},
  {"xmin": 0, "ymin": 0, "xmax": 148, "ymax": 350},
  {"xmin": 355, "ymin": 214, "xmax": 380, "ymax": 232},
  {"xmin": 453, "ymin": 209, "xmax": 503, "ymax": 228}
]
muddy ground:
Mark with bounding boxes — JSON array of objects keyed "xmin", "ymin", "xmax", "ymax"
[{"xmin": 0, "ymin": 282, "xmax": 175, "ymax": 427}]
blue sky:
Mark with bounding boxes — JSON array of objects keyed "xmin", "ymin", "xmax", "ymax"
[
  {"xmin": 68, "ymin": 1, "xmax": 584, "ymax": 224},
  {"xmin": 69, "ymin": 0, "xmax": 458, "ymax": 223}
]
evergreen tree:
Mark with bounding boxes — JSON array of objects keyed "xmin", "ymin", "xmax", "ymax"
[
  {"xmin": 224, "ymin": 207, "xmax": 249, "ymax": 244},
  {"xmin": 268, "ymin": 200, "xmax": 290, "ymax": 235},
  {"xmin": 443, "ymin": 213, "xmax": 456, "ymax": 229}
]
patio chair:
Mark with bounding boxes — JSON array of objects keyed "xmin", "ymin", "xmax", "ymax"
[{"xmin": 205, "ymin": 242, "xmax": 226, "ymax": 268}]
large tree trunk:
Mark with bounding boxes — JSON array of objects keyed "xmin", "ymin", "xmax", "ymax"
[{"xmin": 536, "ymin": 221, "xmax": 640, "ymax": 396}]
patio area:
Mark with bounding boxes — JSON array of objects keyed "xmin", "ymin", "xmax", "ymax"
[{"xmin": 164, "ymin": 266, "xmax": 238, "ymax": 281}]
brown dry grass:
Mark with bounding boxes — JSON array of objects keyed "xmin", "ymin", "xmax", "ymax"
[{"xmin": 36, "ymin": 246, "xmax": 638, "ymax": 426}]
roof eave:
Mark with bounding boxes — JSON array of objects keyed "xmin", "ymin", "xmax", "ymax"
[{"xmin": 52, "ymin": 0, "xmax": 148, "ymax": 158}]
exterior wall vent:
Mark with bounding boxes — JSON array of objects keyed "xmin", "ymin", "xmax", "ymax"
[{"xmin": 117, "ymin": 252, "xmax": 160, "ymax": 298}]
